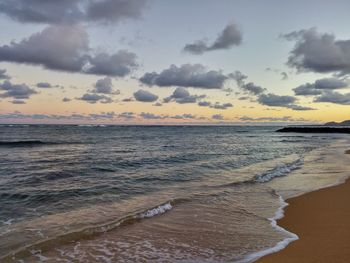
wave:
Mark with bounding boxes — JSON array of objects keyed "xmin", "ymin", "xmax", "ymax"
[
  {"xmin": 0, "ymin": 200, "xmax": 179, "ymax": 261},
  {"xmin": 0, "ymin": 140, "xmax": 81, "ymax": 147},
  {"xmin": 255, "ymin": 158, "xmax": 303, "ymax": 183},
  {"xmin": 0, "ymin": 140, "xmax": 47, "ymax": 146},
  {"xmin": 238, "ymin": 196, "xmax": 299, "ymax": 263},
  {"xmin": 140, "ymin": 202, "xmax": 172, "ymax": 218}
]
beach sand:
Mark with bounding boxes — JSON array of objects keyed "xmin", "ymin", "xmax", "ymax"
[{"xmin": 258, "ymin": 176, "xmax": 350, "ymax": 262}]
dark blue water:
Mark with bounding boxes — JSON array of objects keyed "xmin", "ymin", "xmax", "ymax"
[{"xmin": 0, "ymin": 125, "xmax": 337, "ymax": 262}]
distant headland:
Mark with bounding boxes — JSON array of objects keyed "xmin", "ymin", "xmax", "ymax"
[{"xmin": 277, "ymin": 120, "xmax": 350, "ymax": 133}]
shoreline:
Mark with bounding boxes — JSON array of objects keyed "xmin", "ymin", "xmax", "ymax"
[{"xmin": 257, "ymin": 176, "xmax": 350, "ymax": 262}]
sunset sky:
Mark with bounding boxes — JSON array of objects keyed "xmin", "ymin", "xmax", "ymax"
[{"xmin": 1, "ymin": 0, "xmax": 350, "ymax": 124}]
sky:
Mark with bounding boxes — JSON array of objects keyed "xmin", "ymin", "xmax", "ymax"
[{"xmin": 1, "ymin": 0, "xmax": 350, "ymax": 124}]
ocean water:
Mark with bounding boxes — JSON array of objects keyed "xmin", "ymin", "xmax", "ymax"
[{"xmin": 0, "ymin": 125, "xmax": 349, "ymax": 262}]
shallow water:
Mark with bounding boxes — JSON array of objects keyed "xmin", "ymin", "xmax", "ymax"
[{"xmin": 0, "ymin": 125, "xmax": 349, "ymax": 262}]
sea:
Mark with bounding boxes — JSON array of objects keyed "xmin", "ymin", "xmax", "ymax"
[{"xmin": 0, "ymin": 125, "xmax": 349, "ymax": 262}]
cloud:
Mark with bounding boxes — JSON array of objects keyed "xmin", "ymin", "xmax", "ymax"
[
  {"xmin": 0, "ymin": 25, "xmax": 89, "ymax": 72},
  {"xmin": 77, "ymin": 93, "xmax": 113, "ymax": 104},
  {"xmin": 294, "ymin": 78, "xmax": 348, "ymax": 96},
  {"xmin": 257, "ymin": 93, "xmax": 315, "ymax": 110},
  {"xmin": 258, "ymin": 93, "xmax": 296, "ymax": 106},
  {"xmin": 163, "ymin": 87, "xmax": 205, "ymax": 104},
  {"xmin": 283, "ymin": 28, "xmax": 350, "ymax": 75},
  {"xmin": 92, "ymin": 77, "xmax": 120, "ymax": 94},
  {"xmin": 0, "ymin": 69, "xmax": 10, "ymax": 79},
  {"xmin": 62, "ymin": 97, "xmax": 71, "ymax": 102},
  {"xmin": 85, "ymin": 51, "xmax": 138, "ymax": 76},
  {"xmin": 0, "ymin": 80, "xmax": 37, "ymax": 99},
  {"xmin": 230, "ymin": 70, "xmax": 264, "ymax": 95},
  {"xmin": 0, "ymin": 0, "xmax": 147, "ymax": 24},
  {"xmin": 198, "ymin": 101, "xmax": 211, "ymax": 107},
  {"xmin": 139, "ymin": 112, "xmax": 203, "ymax": 120},
  {"xmin": 140, "ymin": 112, "xmax": 165, "ymax": 119},
  {"xmin": 140, "ymin": 64, "xmax": 229, "ymax": 89},
  {"xmin": 314, "ymin": 90, "xmax": 350, "ymax": 105},
  {"xmin": 119, "ymin": 112, "xmax": 135, "ymax": 119},
  {"xmin": 212, "ymin": 114, "xmax": 224, "ymax": 120},
  {"xmin": 241, "ymin": 82, "xmax": 265, "ymax": 95},
  {"xmin": 281, "ymin": 72, "xmax": 288, "ymax": 80},
  {"xmin": 198, "ymin": 101, "xmax": 233, "ymax": 110},
  {"xmin": 0, "ymin": 111, "xmax": 139, "ymax": 122},
  {"xmin": 293, "ymin": 83, "xmax": 323, "ymax": 96},
  {"xmin": 86, "ymin": 0, "xmax": 147, "ymax": 24},
  {"xmin": 239, "ymin": 116, "xmax": 310, "ymax": 122},
  {"xmin": 229, "ymin": 70, "xmax": 247, "ymax": 86},
  {"xmin": 0, "ymin": 25, "xmax": 138, "ymax": 76},
  {"xmin": 314, "ymin": 78, "xmax": 348, "ymax": 89},
  {"xmin": 10, "ymin": 99, "xmax": 26, "ymax": 104},
  {"xmin": 183, "ymin": 23, "xmax": 242, "ymax": 55},
  {"xmin": 170, "ymin": 114, "xmax": 197, "ymax": 120},
  {"xmin": 36, "ymin": 82, "xmax": 58, "ymax": 88},
  {"xmin": 287, "ymin": 105, "xmax": 315, "ymax": 111},
  {"xmin": 133, "ymin": 89, "xmax": 158, "ymax": 102}
]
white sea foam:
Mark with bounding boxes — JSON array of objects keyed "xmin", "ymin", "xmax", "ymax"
[
  {"xmin": 237, "ymin": 196, "xmax": 298, "ymax": 263},
  {"xmin": 255, "ymin": 158, "xmax": 303, "ymax": 183},
  {"xmin": 140, "ymin": 202, "xmax": 173, "ymax": 218}
]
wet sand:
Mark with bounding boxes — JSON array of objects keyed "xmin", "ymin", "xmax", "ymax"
[{"xmin": 258, "ymin": 177, "xmax": 350, "ymax": 262}]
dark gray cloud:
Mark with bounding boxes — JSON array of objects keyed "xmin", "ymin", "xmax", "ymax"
[
  {"xmin": 314, "ymin": 90, "xmax": 350, "ymax": 105},
  {"xmin": 62, "ymin": 97, "xmax": 71, "ymax": 102},
  {"xmin": 163, "ymin": 87, "xmax": 205, "ymax": 104},
  {"xmin": 183, "ymin": 23, "xmax": 242, "ymax": 55},
  {"xmin": 230, "ymin": 70, "xmax": 264, "ymax": 95},
  {"xmin": 241, "ymin": 82, "xmax": 265, "ymax": 95},
  {"xmin": 77, "ymin": 93, "xmax": 113, "ymax": 104},
  {"xmin": 86, "ymin": 0, "xmax": 147, "ymax": 23},
  {"xmin": 283, "ymin": 28, "xmax": 350, "ymax": 75},
  {"xmin": 133, "ymin": 89, "xmax": 158, "ymax": 102},
  {"xmin": 287, "ymin": 105, "xmax": 315, "ymax": 111},
  {"xmin": 0, "ymin": 80, "xmax": 37, "ymax": 99},
  {"xmin": 0, "ymin": 69, "xmax": 10, "ymax": 80},
  {"xmin": 198, "ymin": 101, "xmax": 233, "ymax": 110},
  {"xmin": 140, "ymin": 64, "xmax": 229, "ymax": 89},
  {"xmin": 257, "ymin": 93, "xmax": 314, "ymax": 110},
  {"xmin": 36, "ymin": 82, "xmax": 58, "ymax": 88},
  {"xmin": 140, "ymin": 112, "xmax": 165, "ymax": 119},
  {"xmin": 10, "ymin": 99, "xmax": 26, "ymax": 104},
  {"xmin": 92, "ymin": 77, "xmax": 120, "ymax": 94},
  {"xmin": 258, "ymin": 93, "xmax": 296, "ymax": 107},
  {"xmin": 281, "ymin": 72, "xmax": 288, "ymax": 80},
  {"xmin": 294, "ymin": 78, "xmax": 348, "ymax": 96},
  {"xmin": 265, "ymin": 68, "xmax": 289, "ymax": 80},
  {"xmin": 85, "ymin": 51, "xmax": 138, "ymax": 77},
  {"xmin": 293, "ymin": 83, "xmax": 323, "ymax": 96},
  {"xmin": 198, "ymin": 101, "xmax": 211, "ymax": 107},
  {"xmin": 0, "ymin": 25, "xmax": 138, "ymax": 76},
  {"xmin": 0, "ymin": 0, "xmax": 147, "ymax": 24},
  {"xmin": 0, "ymin": 25, "xmax": 89, "ymax": 72},
  {"xmin": 212, "ymin": 114, "xmax": 224, "ymax": 120},
  {"xmin": 230, "ymin": 70, "xmax": 313, "ymax": 110},
  {"xmin": 119, "ymin": 112, "xmax": 135, "ymax": 119},
  {"xmin": 170, "ymin": 114, "xmax": 197, "ymax": 120}
]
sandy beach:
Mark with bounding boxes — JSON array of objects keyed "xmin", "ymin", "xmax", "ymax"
[{"xmin": 258, "ymin": 176, "xmax": 350, "ymax": 262}]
